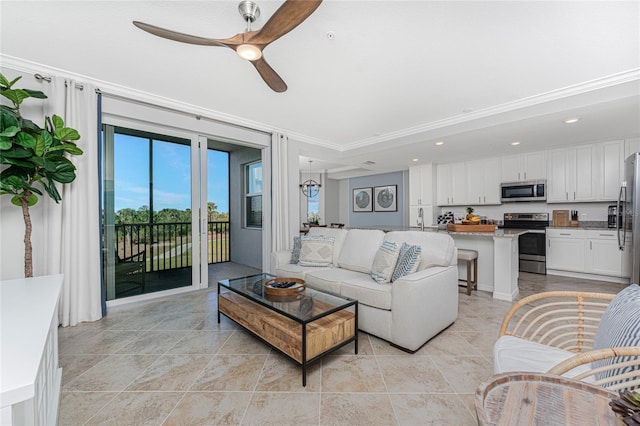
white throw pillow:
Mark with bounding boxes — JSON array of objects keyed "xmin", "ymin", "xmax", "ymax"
[
  {"xmin": 299, "ymin": 235, "xmax": 335, "ymax": 267},
  {"xmin": 370, "ymin": 241, "xmax": 400, "ymax": 284}
]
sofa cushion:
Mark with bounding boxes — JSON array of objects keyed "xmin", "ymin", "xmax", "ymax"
[
  {"xmin": 340, "ymin": 275, "xmax": 393, "ymax": 310},
  {"xmin": 274, "ymin": 262, "xmax": 331, "ymax": 280},
  {"xmin": 304, "ymin": 268, "xmax": 366, "ymax": 295},
  {"xmin": 338, "ymin": 229, "xmax": 386, "ymax": 273},
  {"xmin": 290, "ymin": 236, "xmax": 302, "ymax": 264},
  {"xmin": 299, "ymin": 235, "xmax": 335, "ymax": 267},
  {"xmin": 307, "ymin": 227, "xmax": 348, "ymax": 266},
  {"xmin": 592, "ymin": 284, "xmax": 640, "ymax": 382},
  {"xmin": 384, "ymin": 231, "xmax": 455, "ymax": 270},
  {"xmin": 370, "ymin": 241, "xmax": 400, "ymax": 284},
  {"xmin": 493, "ymin": 335, "xmax": 592, "ymax": 381},
  {"xmin": 391, "ymin": 243, "xmax": 422, "ymax": 282}
]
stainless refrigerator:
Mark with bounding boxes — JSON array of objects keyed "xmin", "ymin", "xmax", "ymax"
[{"xmin": 619, "ymin": 152, "xmax": 640, "ymax": 284}]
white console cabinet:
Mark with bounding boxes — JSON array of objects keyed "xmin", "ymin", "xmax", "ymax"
[{"xmin": 1, "ymin": 275, "xmax": 63, "ymax": 426}]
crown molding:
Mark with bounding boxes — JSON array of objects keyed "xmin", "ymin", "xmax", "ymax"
[
  {"xmin": 344, "ymin": 68, "xmax": 640, "ymax": 150},
  {"xmin": 0, "ymin": 54, "xmax": 276, "ymax": 135}
]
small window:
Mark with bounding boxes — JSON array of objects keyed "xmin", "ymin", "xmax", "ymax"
[{"xmin": 245, "ymin": 161, "xmax": 262, "ymax": 228}]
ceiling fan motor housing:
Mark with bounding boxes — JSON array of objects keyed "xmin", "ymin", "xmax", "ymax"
[{"xmin": 238, "ymin": 1, "xmax": 260, "ymax": 23}]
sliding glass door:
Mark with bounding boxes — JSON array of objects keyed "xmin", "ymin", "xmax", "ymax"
[{"xmin": 102, "ymin": 126, "xmax": 195, "ymax": 300}]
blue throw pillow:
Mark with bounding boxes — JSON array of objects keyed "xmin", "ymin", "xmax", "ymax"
[
  {"xmin": 592, "ymin": 284, "xmax": 640, "ymax": 385},
  {"xmin": 391, "ymin": 243, "xmax": 422, "ymax": 282}
]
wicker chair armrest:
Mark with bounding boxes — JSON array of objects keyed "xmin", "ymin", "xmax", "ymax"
[
  {"xmin": 499, "ymin": 291, "xmax": 615, "ymax": 348},
  {"xmin": 547, "ymin": 346, "xmax": 640, "ymax": 392}
]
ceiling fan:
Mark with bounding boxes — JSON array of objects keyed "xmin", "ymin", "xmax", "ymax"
[{"xmin": 133, "ymin": 0, "xmax": 322, "ymax": 93}]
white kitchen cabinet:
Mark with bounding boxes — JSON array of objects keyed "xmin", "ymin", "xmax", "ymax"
[
  {"xmin": 546, "ymin": 228, "xmax": 585, "ymax": 272},
  {"xmin": 598, "ymin": 140, "xmax": 624, "ymax": 201},
  {"xmin": 626, "ymin": 137, "xmax": 640, "ymax": 158},
  {"xmin": 466, "ymin": 158, "xmax": 501, "ymax": 205},
  {"xmin": 585, "ymin": 230, "xmax": 625, "ymax": 277},
  {"xmin": 436, "ymin": 162, "xmax": 467, "ymax": 206},
  {"xmin": 409, "ymin": 164, "xmax": 435, "ymax": 227},
  {"xmin": 501, "ymin": 151, "xmax": 546, "ymax": 182},
  {"xmin": 547, "ymin": 228, "xmax": 630, "ymax": 280},
  {"xmin": 547, "ymin": 145, "xmax": 597, "ymax": 203},
  {"xmin": 409, "ymin": 163, "xmax": 433, "ymax": 206}
]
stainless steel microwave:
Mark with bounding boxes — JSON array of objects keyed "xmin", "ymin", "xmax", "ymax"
[{"xmin": 500, "ymin": 180, "xmax": 546, "ymax": 202}]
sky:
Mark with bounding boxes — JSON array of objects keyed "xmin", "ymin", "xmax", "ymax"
[{"xmin": 113, "ymin": 133, "xmax": 229, "ymax": 213}]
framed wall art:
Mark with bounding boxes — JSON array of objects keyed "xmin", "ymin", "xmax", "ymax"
[
  {"xmin": 352, "ymin": 187, "xmax": 373, "ymax": 212},
  {"xmin": 374, "ymin": 185, "xmax": 397, "ymax": 212}
]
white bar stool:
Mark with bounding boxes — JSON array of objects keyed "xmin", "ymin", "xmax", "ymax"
[{"xmin": 458, "ymin": 249, "xmax": 478, "ymax": 295}]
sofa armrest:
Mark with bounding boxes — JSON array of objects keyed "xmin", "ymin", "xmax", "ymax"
[
  {"xmin": 389, "ymin": 265, "xmax": 459, "ymax": 351},
  {"xmin": 498, "ymin": 291, "xmax": 615, "ymax": 352},
  {"xmin": 547, "ymin": 346, "xmax": 640, "ymax": 392},
  {"xmin": 270, "ymin": 250, "xmax": 293, "ymax": 273}
]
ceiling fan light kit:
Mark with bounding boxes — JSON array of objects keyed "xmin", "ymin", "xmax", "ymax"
[{"xmin": 133, "ymin": 0, "xmax": 323, "ymax": 92}]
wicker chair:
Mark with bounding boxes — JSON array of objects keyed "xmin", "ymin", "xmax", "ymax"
[{"xmin": 498, "ymin": 290, "xmax": 640, "ymax": 392}]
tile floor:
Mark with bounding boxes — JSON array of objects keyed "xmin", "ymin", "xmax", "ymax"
[{"xmin": 58, "ymin": 267, "xmax": 624, "ymax": 425}]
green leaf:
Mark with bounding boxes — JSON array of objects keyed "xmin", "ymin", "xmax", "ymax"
[
  {"xmin": 10, "ymin": 193, "xmax": 38, "ymax": 207},
  {"xmin": 0, "ymin": 73, "xmax": 11, "ymax": 88},
  {"xmin": 54, "ymin": 127, "xmax": 80, "ymax": 141},
  {"xmin": 15, "ymin": 132, "xmax": 36, "ymax": 149},
  {"xmin": 50, "ymin": 144, "xmax": 83, "ymax": 156},
  {"xmin": 42, "ymin": 179, "xmax": 61, "ymax": 203},
  {"xmin": 2, "ymin": 157, "xmax": 34, "ymax": 167},
  {"xmin": 23, "ymin": 89, "xmax": 47, "ymax": 99},
  {"xmin": 19, "ymin": 117, "xmax": 41, "ymax": 133},
  {"xmin": 0, "ymin": 108, "xmax": 20, "ymax": 129},
  {"xmin": 0, "ymin": 145, "xmax": 34, "ymax": 159},
  {"xmin": 38, "ymin": 131, "xmax": 51, "ymax": 154},
  {"xmin": 42, "ymin": 159, "xmax": 56, "ymax": 172},
  {"xmin": 52, "ymin": 115, "xmax": 64, "ymax": 129},
  {"xmin": 48, "ymin": 162, "xmax": 76, "ymax": 183},
  {"xmin": 0, "ymin": 126, "xmax": 18, "ymax": 137},
  {"xmin": 1, "ymin": 89, "xmax": 30, "ymax": 106},
  {"xmin": 0, "ymin": 139, "xmax": 11, "ymax": 150}
]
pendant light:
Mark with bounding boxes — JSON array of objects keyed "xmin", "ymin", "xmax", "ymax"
[{"xmin": 300, "ymin": 160, "xmax": 321, "ymax": 197}]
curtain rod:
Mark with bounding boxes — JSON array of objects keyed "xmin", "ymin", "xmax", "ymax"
[
  {"xmin": 34, "ymin": 73, "xmax": 83, "ymax": 90},
  {"xmin": 94, "ymin": 88, "xmax": 271, "ymax": 136}
]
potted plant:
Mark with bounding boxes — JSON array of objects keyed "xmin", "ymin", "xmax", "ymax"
[{"xmin": 0, "ymin": 73, "xmax": 83, "ymax": 277}]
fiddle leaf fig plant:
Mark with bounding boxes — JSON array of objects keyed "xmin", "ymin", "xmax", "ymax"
[{"xmin": 0, "ymin": 73, "xmax": 83, "ymax": 277}]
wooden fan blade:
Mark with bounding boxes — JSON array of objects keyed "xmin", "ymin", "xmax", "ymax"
[
  {"xmin": 250, "ymin": 57, "xmax": 288, "ymax": 92},
  {"xmin": 247, "ymin": 0, "xmax": 322, "ymax": 46},
  {"xmin": 133, "ymin": 21, "xmax": 231, "ymax": 47}
]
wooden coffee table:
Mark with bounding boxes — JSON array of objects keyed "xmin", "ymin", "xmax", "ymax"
[
  {"xmin": 476, "ymin": 372, "xmax": 618, "ymax": 425},
  {"xmin": 217, "ymin": 273, "xmax": 358, "ymax": 386}
]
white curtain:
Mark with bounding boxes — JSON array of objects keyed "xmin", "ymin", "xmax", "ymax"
[
  {"xmin": 270, "ymin": 133, "xmax": 299, "ymax": 253},
  {"xmin": 45, "ymin": 77, "xmax": 102, "ymax": 327}
]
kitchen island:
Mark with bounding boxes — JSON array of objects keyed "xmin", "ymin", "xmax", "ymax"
[
  {"xmin": 446, "ymin": 229, "xmax": 527, "ymax": 301},
  {"xmin": 352, "ymin": 225, "xmax": 527, "ymax": 301}
]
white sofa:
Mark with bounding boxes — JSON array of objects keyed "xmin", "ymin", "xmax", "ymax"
[{"xmin": 270, "ymin": 227, "xmax": 459, "ymax": 352}]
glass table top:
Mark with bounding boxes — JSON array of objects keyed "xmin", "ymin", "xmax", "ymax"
[{"xmin": 218, "ymin": 273, "xmax": 356, "ymax": 322}]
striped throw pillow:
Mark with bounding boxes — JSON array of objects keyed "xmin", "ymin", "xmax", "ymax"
[
  {"xmin": 391, "ymin": 243, "xmax": 422, "ymax": 282},
  {"xmin": 370, "ymin": 241, "xmax": 400, "ymax": 284},
  {"xmin": 592, "ymin": 284, "xmax": 640, "ymax": 386}
]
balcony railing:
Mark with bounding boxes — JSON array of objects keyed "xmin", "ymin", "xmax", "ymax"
[{"xmin": 115, "ymin": 221, "xmax": 229, "ymax": 272}]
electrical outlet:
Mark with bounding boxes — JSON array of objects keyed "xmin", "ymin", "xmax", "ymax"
[{"xmin": 580, "ymin": 213, "xmax": 587, "ymax": 221}]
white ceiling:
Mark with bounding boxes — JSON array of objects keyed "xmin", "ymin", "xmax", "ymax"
[{"xmin": 1, "ymin": 1, "xmax": 639, "ymax": 178}]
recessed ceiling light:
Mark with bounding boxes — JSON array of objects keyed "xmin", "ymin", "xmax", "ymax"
[
  {"xmin": 435, "ymin": 141, "xmax": 444, "ymax": 146},
  {"xmin": 511, "ymin": 141, "xmax": 521, "ymax": 146},
  {"xmin": 412, "ymin": 158, "xmax": 419, "ymax": 162},
  {"xmin": 564, "ymin": 117, "xmax": 581, "ymax": 124}
]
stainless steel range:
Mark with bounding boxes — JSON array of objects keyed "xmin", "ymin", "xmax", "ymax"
[{"xmin": 502, "ymin": 213, "xmax": 550, "ymax": 275}]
